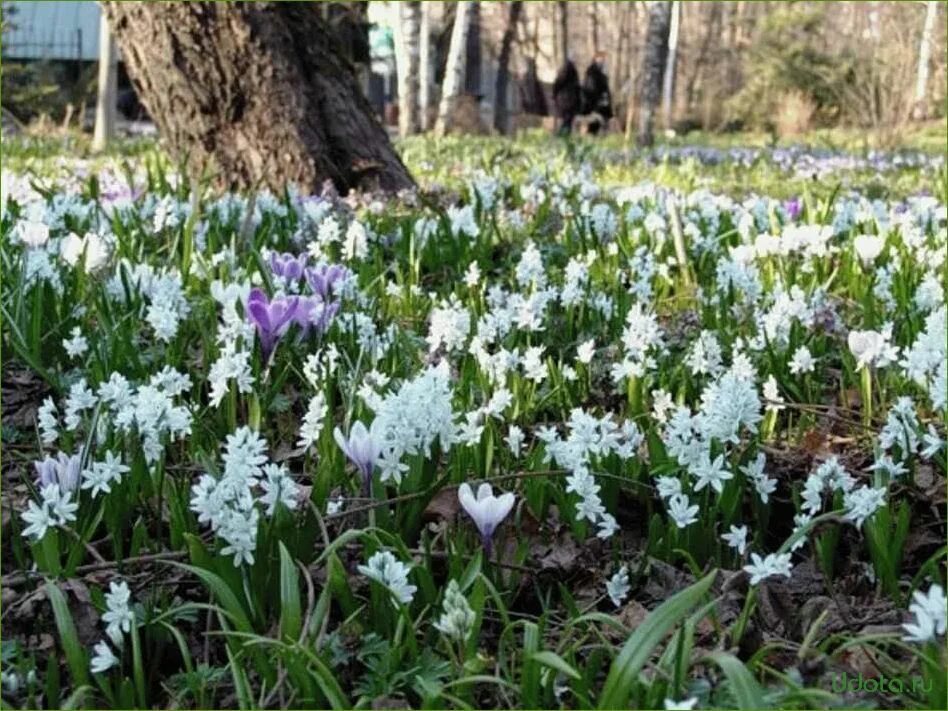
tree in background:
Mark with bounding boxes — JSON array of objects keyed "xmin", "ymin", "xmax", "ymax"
[
  {"xmin": 913, "ymin": 0, "xmax": 939, "ymax": 120},
  {"xmin": 91, "ymin": 11, "xmax": 117, "ymax": 152},
  {"xmin": 102, "ymin": 2, "xmax": 412, "ymax": 194},
  {"xmin": 394, "ymin": 1, "xmax": 422, "ymax": 137},
  {"xmin": 493, "ymin": 1, "xmax": 522, "ymax": 134},
  {"xmin": 636, "ymin": 1, "xmax": 672, "ymax": 146},
  {"xmin": 434, "ymin": 0, "xmax": 473, "ymax": 136}
]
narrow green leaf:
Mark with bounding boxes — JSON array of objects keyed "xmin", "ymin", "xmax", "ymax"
[
  {"xmin": 531, "ymin": 650, "xmax": 581, "ymax": 681},
  {"xmin": 598, "ymin": 570, "xmax": 717, "ymax": 709},
  {"xmin": 702, "ymin": 652, "xmax": 768, "ymax": 710},
  {"xmin": 279, "ymin": 542, "xmax": 302, "ymax": 641},
  {"xmin": 46, "ymin": 582, "xmax": 89, "ymax": 688}
]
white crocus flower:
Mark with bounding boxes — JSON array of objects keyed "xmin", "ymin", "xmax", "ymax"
[
  {"xmin": 853, "ymin": 234, "xmax": 885, "ymax": 265},
  {"xmin": 457, "ymin": 483, "xmax": 515, "ymax": 556}
]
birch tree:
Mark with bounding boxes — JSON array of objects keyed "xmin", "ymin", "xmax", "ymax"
[
  {"xmin": 92, "ymin": 10, "xmax": 118, "ymax": 152},
  {"xmin": 393, "ymin": 0, "xmax": 421, "ymax": 137},
  {"xmin": 419, "ymin": 2, "xmax": 432, "ymax": 130},
  {"xmin": 912, "ymin": 0, "xmax": 939, "ymax": 120},
  {"xmin": 434, "ymin": 0, "xmax": 473, "ymax": 136},
  {"xmin": 661, "ymin": 0, "xmax": 680, "ymax": 129}
]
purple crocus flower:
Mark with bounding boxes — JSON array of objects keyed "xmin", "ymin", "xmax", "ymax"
[
  {"xmin": 304, "ymin": 263, "xmax": 350, "ymax": 300},
  {"xmin": 246, "ymin": 288, "xmax": 299, "ymax": 360},
  {"xmin": 34, "ymin": 453, "xmax": 81, "ymax": 493},
  {"xmin": 293, "ymin": 296, "xmax": 340, "ymax": 339},
  {"xmin": 333, "ymin": 420, "xmax": 383, "ymax": 495},
  {"xmin": 269, "ymin": 252, "xmax": 308, "ymax": 282},
  {"xmin": 783, "ymin": 198, "xmax": 802, "ymax": 222}
]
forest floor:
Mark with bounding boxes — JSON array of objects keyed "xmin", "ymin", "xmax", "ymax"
[{"xmin": 1, "ymin": 128, "xmax": 946, "ymax": 709}]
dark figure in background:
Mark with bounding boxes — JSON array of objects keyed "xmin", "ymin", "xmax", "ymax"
[
  {"xmin": 552, "ymin": 60, "xmax": 582, "ymax": 136},
  {"xmin": 582, "ymin": 52, "xmax": 613, "ymax": 135}
]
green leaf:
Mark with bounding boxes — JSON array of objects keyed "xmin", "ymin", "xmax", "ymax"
[
  {"xmin": 598, "ymin": 570, "xmax": 717, "ymax": 709},
  {"xmin": 531, "ymin": 650, "xmax": 581, "ymax": 681},
  {"xmin": 45, "ymin": 581, "xmax": 89, "ymax": 688},
  {"xmin": 702, "ymin": 652, "xmax": 768, "ymax": 710},
  {"xmin": 279, "ymin": 542, "xmax": 302, "ymax": 641},
  {"xmin": 166, "ymin": 562, "xmax": 252, "ymax": 632}
]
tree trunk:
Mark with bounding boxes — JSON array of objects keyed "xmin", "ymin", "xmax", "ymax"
[
  {"xmin": 661, "ymin": 0, "xmax": 680, "ymax": 130},
  {"xmin": 494, "ymin": 1, "xmax": 523, "ymax": 134},
  {"xmin": 684, "ymin": 3, "xmax": 719, "ymax": 114},
  {"xmin": 636, "ymin": 1, "xmax": 672, "ymax": 146},
  {"xmin": 394, "ymin": 1, "xmax": 422, "ymax": 137},
  {"xmin": 434, "ymin": 0, "xmax": 473, "ymax": 136},
  {"xmin": 101, "ymin": 2, "xmax": 413, "ymax": 194},
  {"xmin": 465, "ymin": 0, "xmax": 481, "ymax": 95},
  {"xmin": 588, "ymin": 1, "xmax": 599, "ymax": 55},
  {"xmin": 557, "ymin": 1, "xmax": 569, "ymax": 66},
  {"xmin": 92, "ymin": 10, "xmax": 118, "ymax": 153},
  {"xmin": 913, "ymin": 0, "xmax": 938, "ymax": 120},
  {"xmin": 419, "ymin": 2, "xmax": 432, "ymax": 131}
]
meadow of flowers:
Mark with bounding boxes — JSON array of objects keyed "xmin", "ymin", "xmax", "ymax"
[{"xmin": 1, "ymin": 135, "xmax": 946, "ymax": 710}]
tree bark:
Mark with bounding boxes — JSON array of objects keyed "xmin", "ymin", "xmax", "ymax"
[
  {"xmin": 661, "ymin": 0, "xmax": 680, "ymax": 129},
  {"xmin": 494, "ymin": 1, "xmax": 523, "ymax": 134},
  {"xmin": 101, "ymin": 2, "xmax": 413, "ymax": 194},
  {"xmin": 913, "ymin": 0, "xmax": 938, "ymax": 120},
  {"xmin": 636, "ymin": 1, "xmax": 672, "ymax": 146},
  {"xmin": 588, "ymin": 1, "xmax": 599, "ymax": 56},
  {"xmin": 557, "ymin": 1, "xmax": 569, "ymax": 66},
  {"xmin": 419, "ymin": 2, "xmax": 432, "ymax": 131},
  {"xmin": 92, "ymin": 10, "xmax": 118, "ymax": 153},
  {"xmin": 465, "ymin": 0, "xmax": 482, "ymax": 95},
  {"xmin": 394, "ymin": 1, "xmax": 422, "ymax": 137},
  {"xmin": 434, "ymin": 0, "xmax": 473, "ymax": 136}
]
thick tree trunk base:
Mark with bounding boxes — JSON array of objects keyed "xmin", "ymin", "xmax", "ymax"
[{"xmin": 103, "ymin": 2, "xmax": 413, "ymax": 195}]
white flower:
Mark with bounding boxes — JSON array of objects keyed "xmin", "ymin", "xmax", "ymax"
[
  {"xmin": 90, "ymin": 640, "xmax": 119, "ymax": 674},
  {"xmin": 464, "ymin": 261, "xmax": 481, "ymax": 288},
  {"xmin": 762, "ymin": 375, "xmax": 785, "ymax": 413},
  {"xmin": 434, "ymin": 580, "xmax": 475, "ymax": 641},
  {"xmin": 102, "ymin": 581, "xmax": 135, "ymax": 644},
  {"xmin": 297, "ymin": 392, "xmax": 327, "ymax": 450},
  {"xmin": 19, "ymin": 221, "xmax": 50, "ymax": 247},
  {"xmin": 61, "ymin": 231, "xmax": 109, "ymax": 272},
  {"xmin": 788, "ymin": 346, "xmax": 815, "ymax": 375},
  {"xmin": 606, "ymin": 565, "xmax": 630, "ymax": 607},
  {"xmin": 743, "ymin": 552, "xmax": 793, "ymax": 585},
  {"xmin": 853, "ymin": 234, "xmax": 885, "ymax": 265},
  {"xmin": 843, "ymin": 485, "xmax": 886, "ymax": 528},
  {"xmin": 597, "ymin": 512, "xmax": 620, "ymax": 539},
  {"xmin": 21, "ymin": 499, "xmax": 54, "ymax": 540},
  {"xmin": 667, "ymin": 493, "xmax": 699, "ymax": 529},
  {"xmin": 505, "ymin": 425, "xmax": 525, "ymax": 458},
  {"xmin": 37, "ymin": 397, "xmax": 59, "ymax": 445},
  {"xmin": 902, "ymin": 584, "xmax": 947, "ymax": 643},
  {"xmin": 63, "ymin": 327, "xmax": 89, "ymax": 358},
  {"xmin": 259, "ymin": 463, "xmax": 299, "ymax": 516},
  {"xmin": 458, "ymin": 483, "xmax": 516, "ymax": 554},
  {"xmin": 358, "ymin": 550, "xmax": 417, "ymax": 605},
  {"xmin": 848, "ymin": 327, "xmax": 899, "ymax": 370},
  {"xmin": 691, "ymin": 454, "xmax": 733, "ymax": 494},
  {"xmin": 722, "ymin": 525, "xmax": 749, "ymax": 555},
  {"xmin": 664, "ymin": 698, "xmax": 698, "ymax": 710},
  {"xmin": 576, "ymin": 339, "xmax": 596, "ymax": 365},
  {"xmin": 81, "ymin": 451, "xmax": 130, "ymax": 498}
]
